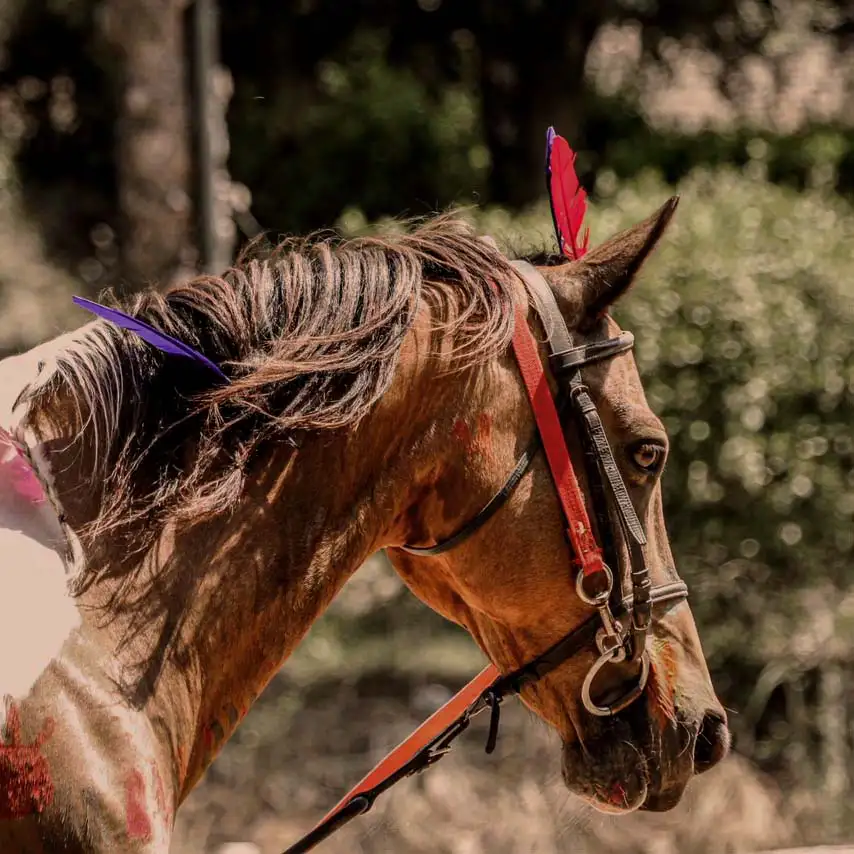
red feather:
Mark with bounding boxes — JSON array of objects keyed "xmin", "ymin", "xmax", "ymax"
[{"xmin": 545, "ymin": 127, "xmax": 590, "ymax": 260}]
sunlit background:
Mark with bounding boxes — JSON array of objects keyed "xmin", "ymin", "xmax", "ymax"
[{"xmin": 0, "ymin": 0, "xmax": 853, "ymax": 851}]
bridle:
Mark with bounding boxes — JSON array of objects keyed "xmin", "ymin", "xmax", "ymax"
[
  {"xmin": 285, "ymin": 261, "xmax": 690, "ymax": 850},
  {"xmin": 401, "ymin": 261, "xmax": 689, "ymax": 713},
  {"xmin": 283, "ymin": 260, "xmax": 688, "ymax": 854}
]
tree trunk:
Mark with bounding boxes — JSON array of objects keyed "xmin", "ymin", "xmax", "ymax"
[
  {"xmin": 187, "ymin": 0, "xmax": 235, "ymax": 274},
  {"xmin": 98, "ymin": 0, "xmax": 193, "ymax": 287},
  {"xmin": 819, "ymin": 661, "xmax": 848, "ymax": 839},
  {"xmin": 477, "ymin": 7, "xmax": 598, "ymax": 208}
]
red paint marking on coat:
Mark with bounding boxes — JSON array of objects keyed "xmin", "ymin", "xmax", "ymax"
[
  {"xmin": 0, "ymin": 701, "xmax": 56, "ymax": 819},
  {"xmin": 454, "ymin": 416, "xmax": 495, "ymax": 458},
  {"xmin": 475, "ymin": 413, "xmax": 494, "ymax": 457},
  {"xmin": 151, "ymin": 762, "xmax": 173, "ymax": 828},
  {"xmin": 124, "ymin": 769, "xmax": 152, "ymax": 841},
  {"xmin": 452, "ymin": 419, "xmax": 472, "ymax": 446}
]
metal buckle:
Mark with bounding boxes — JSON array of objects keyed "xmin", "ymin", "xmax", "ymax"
[
  {"xmin": 576, "ymin": 563, "xmax": 651, "ymax": 717},
  {"xmin": 575, "ymin": 563, "xmax": 613, "ymax": 607},
  {"xmin": 575, "ymin": 565, "xmax": 624, "ymax": 655}
]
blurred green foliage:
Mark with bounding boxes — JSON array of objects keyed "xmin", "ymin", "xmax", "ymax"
[
  {"xmin": 581, "ymin": 96, "xmax": 854, "ymax": 198},
  {"xmin": 3, "ymin": 0, "xmax": 854, "ymax": 268},
  {"xmin": 228, "ymin": 29, "xmax": 489, "ymax": 235}
]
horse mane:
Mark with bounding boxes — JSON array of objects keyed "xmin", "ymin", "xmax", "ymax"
[{"xmin": 22, "ymin": 212, "xmax": 521, "ymax": 590}]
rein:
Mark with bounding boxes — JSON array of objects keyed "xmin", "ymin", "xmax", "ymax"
[{"xmin": 280, "ymin": 261, "xmax": 688, "ymax": 853}]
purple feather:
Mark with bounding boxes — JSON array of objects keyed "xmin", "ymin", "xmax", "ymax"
[
  {"xmin": 72, "ymin": 296, "xmax": 229, "ymax": 382},
  {"xmin": 545, "ymin": 127, "xmax": 559, "ymax": 252},
  {"xmin": 545, "ymin": 126, "xmax": 556, "ymax": 173}
]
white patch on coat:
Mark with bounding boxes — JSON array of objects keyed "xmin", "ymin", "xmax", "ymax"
[{"xmin": 0, "ymin": 328, "xmax": 95, "ymax": 702}]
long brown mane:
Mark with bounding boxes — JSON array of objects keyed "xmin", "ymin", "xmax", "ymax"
[{"xmin": 22, "ymin": 213, "xmax": 520, "ymax": 591}]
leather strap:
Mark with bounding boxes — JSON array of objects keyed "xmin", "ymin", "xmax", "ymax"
[
  {"xmin": 400, "ymin": 432, "xmax": 540, "ymax": 557},
  {"xmin": 552, "ymin": 334, "xmax": 635, "ymax": 373},
  {"xmin": 572, "ymin": 388, "xmax": 646, "ymax": 547},
  {"xmin": 283, "ymin": 665, "xmax": 500, "ymax": 854},
  {"xmin": 512, "ymin": 261, "xmax": 654, "ymax": 658},
  {"xmin": 508, "ymin": 302, "xmax": 605, "ymax": 578},
  {"xmin": 279, "ymin": 613, "xmax": 597, "ymax": 854}
]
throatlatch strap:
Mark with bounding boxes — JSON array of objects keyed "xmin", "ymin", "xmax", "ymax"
[{"xmin": 509, "ymin": 306, "xmax": 605, "ymax": 578}]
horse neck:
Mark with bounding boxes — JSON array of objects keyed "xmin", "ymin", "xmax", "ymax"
[
  {"xmin": 60, "ymin": 389, "xmax": 442, "ymax": 798},
  {"xmin": 15, "ymin": 308, "xmax": 482, "ymax": 799}
]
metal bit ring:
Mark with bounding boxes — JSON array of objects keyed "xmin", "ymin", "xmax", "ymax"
[{"xmin": 581, "ymin": 649, "xmax": 651, "ymax": 718}]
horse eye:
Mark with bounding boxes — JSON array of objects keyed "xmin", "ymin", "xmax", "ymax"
[{"xmin": 631, "ymin": 443, "xmax": 664, "ymax": 473}]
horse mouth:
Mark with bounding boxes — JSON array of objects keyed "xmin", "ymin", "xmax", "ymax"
[
  {"xmin": 591, "ymin": 776, "xmax": 649, "ymax": 813},
  {"xmin": 582, "ymin": 780, "xmax": 685, "ymax": 815},
  {"xmin": 640, "ymin": 787, "xmax": 686, "ymax": 812},
  {"xmin": 562, "ymin": 741, "xmax": 652, "ymax": 814},
  {"xmin": 560, "ymin": 715, "xmax": 693, "ymax": 815}
]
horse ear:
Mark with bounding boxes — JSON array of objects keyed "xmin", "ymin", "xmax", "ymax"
[{"xmin": 547, "ymin": 196, "xmax": 679, "ymax": 330}]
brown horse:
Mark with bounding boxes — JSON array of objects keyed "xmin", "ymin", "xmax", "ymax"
[{"xmin": 0, "ymin": 206, "xmax": 728, "ymax": 852}]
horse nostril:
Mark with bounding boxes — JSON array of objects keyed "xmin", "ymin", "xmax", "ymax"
[{"xmin": 693, "ymin": 711, "xmax": 730, "ymax": 772}]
